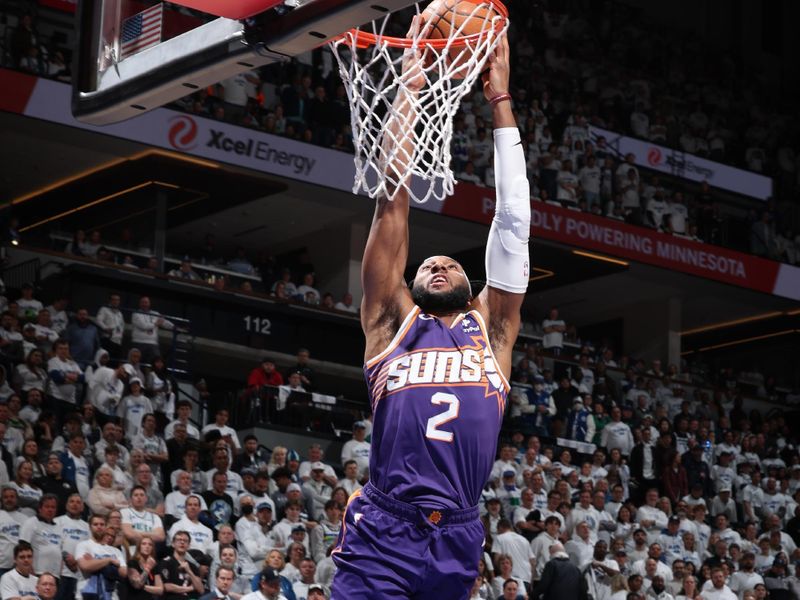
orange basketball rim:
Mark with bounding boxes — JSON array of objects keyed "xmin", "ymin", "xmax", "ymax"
[{"xmin": 339, "ymin": 0, "xmax": 508, "ymax": 49}]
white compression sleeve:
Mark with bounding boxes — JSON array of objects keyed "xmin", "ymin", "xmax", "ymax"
[{"xmin": 485, "ymin": 127, "xmax": 531, "ymax": 294}]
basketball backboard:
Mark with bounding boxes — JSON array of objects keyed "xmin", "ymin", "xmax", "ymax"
[{"xmin": 72, "ymin": 0, "xmax": 418, "ymax": 125}]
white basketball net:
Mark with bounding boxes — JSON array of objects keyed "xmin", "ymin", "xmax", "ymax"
[{"xmin": 329, "ymin": 3, "xmax": 508, "ymax": 204}]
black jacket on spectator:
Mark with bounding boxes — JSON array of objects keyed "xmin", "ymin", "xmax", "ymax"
[
  {"xmin": 629, "ymin": 442, "xmax": 652, "ymax": 482},
  {"xmin": 533, "ymin": 556, "xmax": 586, "ymax": 600},
  {"xmin": 33, "ymin": 473, "xmax": 78, "ymax": 513},
  {"xmin": 551, "ymin": 384, "xmax": 579, "ymax": 421},
  {"xmin": 681, "ymin": 450, "xmax": 713, "ymax": 497}
]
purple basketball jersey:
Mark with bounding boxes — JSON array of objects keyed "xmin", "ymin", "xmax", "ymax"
[{"xmin": 364, "ymin": 306, "xmax": 509, "ymax": 510}]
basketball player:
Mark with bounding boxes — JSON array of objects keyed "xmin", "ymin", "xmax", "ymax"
[{"xmin": 331, "ymin": 29, "xmax": 531, "ymax": 600}]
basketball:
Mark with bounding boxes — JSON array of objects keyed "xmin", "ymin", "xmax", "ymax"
[{"xmin": 421, "ymin": 0, "xmax": 502, "ymax": 75}]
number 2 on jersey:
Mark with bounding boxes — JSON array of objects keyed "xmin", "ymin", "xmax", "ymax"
[{"xmin": 425, "ymin": 392, "xmax": 460, "ymax": 442}]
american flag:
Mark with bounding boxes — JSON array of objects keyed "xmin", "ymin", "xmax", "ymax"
[{"xmin": 120, "ymin": 3, "xmax": 163, "ymax": 59}]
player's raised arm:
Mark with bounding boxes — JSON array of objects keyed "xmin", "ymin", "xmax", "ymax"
[
  {"xmin": 473, "ymin": 34, "xmax": 530, "ymax": 377},
  {"xmin": 360, "ymin": 17, "xmax": 426, "ymax": 358}
]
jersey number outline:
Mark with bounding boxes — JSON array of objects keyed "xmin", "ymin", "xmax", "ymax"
[{"xmin": 425, "ymin": 392, "xmax": 460, "ymax": 442}]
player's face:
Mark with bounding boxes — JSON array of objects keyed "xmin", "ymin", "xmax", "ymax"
[{"xmin": 411, "ymin": 256, "xmax": 471, "ymax": 313}]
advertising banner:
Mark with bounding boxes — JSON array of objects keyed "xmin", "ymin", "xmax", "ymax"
[
  {"xmin": 589, "ymin": 126, "xmax": 773, "ymax": 201},
  {"xmin": 1, "ymin": 69, "xmax": 797, "ymax": 300}
]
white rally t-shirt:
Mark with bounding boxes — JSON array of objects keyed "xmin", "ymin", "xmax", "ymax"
[{"xmin": 74, "ymin": 538, "xmax": 127, "ymax": 597}]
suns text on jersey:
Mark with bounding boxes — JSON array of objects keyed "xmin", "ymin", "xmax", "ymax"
[{"xmin": 385, "ymin": 347, "xmax": 503, "ymax": 391}]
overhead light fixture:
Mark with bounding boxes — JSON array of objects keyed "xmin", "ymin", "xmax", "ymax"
[
  {"xmin": 681, "ymin": 311, "xmax": 784, "ymax": 335},
  {"xmin": 11, "ymin": 149, "xmax": 219, "ymax": 207},
  {"xmin": 529, "ymin": 267, "xmax": 555, "ymax": 282},
  {"xmin": 20, "ymin": 181, "xmax": 158, "ymax": 231},
  {"xmin": 572, "ymin": 250, "xmax": 629, "ymax": 267},
  {"xmin": 695, "ymin": 329, "xmax": 798, "ymax": 352}
]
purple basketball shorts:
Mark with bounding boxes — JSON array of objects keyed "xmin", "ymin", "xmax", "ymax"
[{"xmin": 330, "ymin": 483, "xmax": 484, "ymax": 600}]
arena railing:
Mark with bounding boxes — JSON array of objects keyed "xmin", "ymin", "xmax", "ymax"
[{"xmin": 232, "ymin": 384, "xmax": 367, "ymax": 437}]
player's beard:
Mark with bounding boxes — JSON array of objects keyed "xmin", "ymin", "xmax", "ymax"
[{"xmin": 411, "ymin": 282, "xmax": 471, "ymax": 313}]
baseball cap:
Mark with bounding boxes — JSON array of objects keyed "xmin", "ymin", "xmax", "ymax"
[
  {"xmin": 129, "ymin": 377, "xmax": 142, "ymax": 386},
  {"xmin": 503, "ymin": 470, "xmax": 516, "ymax": 478},
  {"xmin": 669, "ymin": 515, "xmax": 680, "ymax": 523},
  {"xmin": 533, "ymin": 374, "xmax": 544, "ymax": 382},
  {"xmin": 286, "ymin": 483, "xmax": 302, "ymax": 493},
  {"xmin": 773, "ymin": 557, "xmax": 787, "ymax": 567},
  {"xmin": 719, "ymin": 486, "xmax": 732, "ymax": 493},
  {"xmin": 308, "ymin": 583, "xmax": 327, "ymax": 597},
  {"xmin": 353, "ymin": 421, "xmax": 367, "ymax": 429},
  {"xmin": 291, "ymin": 524, "xmax": 306, "ymax": 533},
  {"xmin": 256, "ymin": 502, "xmax": 272, "ymax": 512},
  {"xmin": 259, "ymin": 568, "xmax": 279, "ymax": 583},
  {"xmin": 287, "ymin": 450, "xmax": 300, "ymax": 462},
  {"xmin": 310, "ymin": 461, "xmax": 326, "ymax": 471},
  {"xmin": 615, "ymin": 549, "xmax": 627, "ymax": 556},
  {"xmin": 241, "ymin": 467, "xmax": 257, "ymax": 477}
]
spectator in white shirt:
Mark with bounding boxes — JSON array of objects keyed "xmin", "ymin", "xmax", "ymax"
[
  {"xmin": 95, "ymin": 293, "xmax": 126, "ymax": 361},
  {"xmin": 556, "ymin": 160, "xmax": 580, "ymax": 205},
  {"xmin": 630, "ymin": 104, "xmax": 650, "ymax": 139},
  {"xmin": 728, "ymin": 552, "xmax": 763, "ymax": 600},
  {"xmin": 46, "ymin": 340, "xmax": 84, "ymax": 418},
  {"xmin": 666, "ymin": 193, "xmax": 689, "ymax": 235},
  {"xmin": 130, "ymin": 296, "xmax": 174, "ymax": 364},
  {"xmin": 295, "ymin": 273, "xmax": 321, "ymax": 305},
  {"xmin": 44, "ymin": 298, "xmax": 68, "ymax": 335},
  {"xmin": 165, "ymin": 401, "xmax": 200, "ymax": 440},
  {"xmin": 0, "ymin": 541, "xmax": 37, "ymax": 600},
  {"xmin": 201, "ymin": 408, "xmax": 241, "ymax": 453},
  {"xmin": 458, "ymin": 161, "xmax": 483, "ymax": 185},
  {"xmin": 601, "ymin": 407, "xmax": 635, "ymax": 457},
  {"xmin": 16, "ymin": 285, "xmax": 43, "ymax": 323},
  {"xmin": 542, "ymin": 308, "xmax": 566, "ymax": 355},
  {"xmin": 492, "ymin": 519, "xmax": 535, "ymax": 584},
  {"xmin": 337, "ymin": 460, "xmax": 363, "ymax": 496},
  {"xmin": 700, "ymin": 567, "xmax": 737, "ymax": 600},
  {"xmin": 340, "ymin": 421, "xmax": 370, "ymax": 480},
  {"xmin": 578, "ymin": 156, "xmax": 602, "ymax": 208},
  {"xmin": 167, "ymin": 495, "xmax": 213, "ymax": 552},
  {"xmin": 334, "ymin": 293, "xmax": 358, "ymax": 314},
  {"xmin": 19, "ymin": 495, "xmax": 61, "ymax": 577}
]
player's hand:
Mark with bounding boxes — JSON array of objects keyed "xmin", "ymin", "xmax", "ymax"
[
  {"xmin": 482, "ymin": 33, "xmax": 510, "ymax": 101},
  {"xmin": 401, "ymin": 15, "xmax": 429, "ymax": 92}
]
